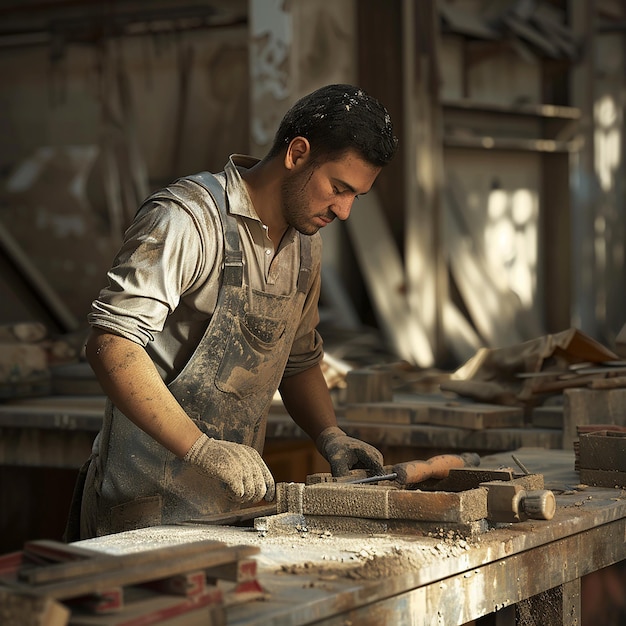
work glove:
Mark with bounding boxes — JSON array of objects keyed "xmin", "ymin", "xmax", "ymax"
[
  {"xmin": 315, "ymin": 426, "xmax": 385, "ymax": 477},
  {"xmin": 184, "ymin": 433, "xmax": 275, "ymax": 504}
]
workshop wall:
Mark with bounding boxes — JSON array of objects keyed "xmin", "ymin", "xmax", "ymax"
[{"xmin": 0, "ymin": 8, "xmax": 249, "ymax": 328}]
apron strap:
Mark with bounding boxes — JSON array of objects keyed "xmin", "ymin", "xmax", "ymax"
[
  {"xmin": 185, "ymin": 172, "xmax": 243, "ymax": 287},
  {"xmin": 297, "ymin": 233, "xmax": 312, "ymax": 293},
  {"xmin": 185, "ymin": 171, "xmax": 313, "ymax": 293}
]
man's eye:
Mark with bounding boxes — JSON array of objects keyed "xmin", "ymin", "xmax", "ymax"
[{"xmin": 332, "ymin": 186, "xmax": 341, "ymax": 194}]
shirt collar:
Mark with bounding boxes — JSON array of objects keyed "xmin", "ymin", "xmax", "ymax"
[
  {"xmin": 224, "ymin": 154, "xmax": 299, "ymax": 247},
  {"xmin": 224, "ymin": 154, "xmax": 261, "ymax": 221}
]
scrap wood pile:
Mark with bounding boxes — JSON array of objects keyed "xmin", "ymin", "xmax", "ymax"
[
  {"xmin": 338, "ymin": 328, "xmax": 626, "ymax": 432},
  {"xmin": 440, "ymin": 327, "xmax": 622, "ymax": 405},
  {"xmin": 0, "ymin": 539, "xmax": 263, "ymax": 626}
]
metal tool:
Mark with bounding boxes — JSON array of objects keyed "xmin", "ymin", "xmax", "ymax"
[
  {"xmin": 483, "ymin": 481, "xmax": 556, "ymax": 522},
  {"xmin": 347, "ymin": 452, "xmax": 481, "ymax": 486},
  {"xmin": 348, "ymin": 473, "xmax": 398, "ymax": 485}
]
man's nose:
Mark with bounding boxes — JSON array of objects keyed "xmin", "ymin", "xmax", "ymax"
[{"xmin": 332, "ymin": 197, "xmax": 354, "ymax": 221}]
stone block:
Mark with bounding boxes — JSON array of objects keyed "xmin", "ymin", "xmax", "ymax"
[
  {"xmin": 303, "ymin": 484, "xmax": 391, "ymax": 519},
  {"xmin": 254, "ymin": 513, "xmax": 307, "ymax": 535},
  {"xmin": 275, "ymin": 482, "xmax": 305, "ymax": 514},
  {"xmin": 300, "ymin": 483, "xmax": 488, "ymax": 523}
]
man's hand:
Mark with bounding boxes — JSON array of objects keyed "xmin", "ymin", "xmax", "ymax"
[
  {"xmin": 315, "ymin": 426, "xmax": 384, "ymax": 477},
  {"xmin": 184, "ymin": 434, "xmax": 275, "ymax": 503}
]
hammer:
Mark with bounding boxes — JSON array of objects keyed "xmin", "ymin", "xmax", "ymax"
[{"xmin": 349, "ymin": 452, "xmax": 481, "ymax": 486}]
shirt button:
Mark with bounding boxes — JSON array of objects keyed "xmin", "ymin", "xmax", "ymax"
[{"xmin": 265, "ymin": 249, "xmax": 272, "ymax": 255}]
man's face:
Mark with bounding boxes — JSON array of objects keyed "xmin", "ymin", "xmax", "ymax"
[{"xmin": 281, "ymin": 149, "xmax": 381, "ymax": 235}]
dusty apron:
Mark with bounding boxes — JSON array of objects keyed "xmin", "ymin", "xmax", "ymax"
[{"xmin": 79, "ymin": 172, "xmax": 312, "ymax": 538}]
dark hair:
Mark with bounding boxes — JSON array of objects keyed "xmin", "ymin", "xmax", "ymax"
[{"xmin": 267, "ymin": 84, "xmax": 398, "ymax": 167}]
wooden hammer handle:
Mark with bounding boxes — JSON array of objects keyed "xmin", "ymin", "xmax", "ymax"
[{"xmin": 392, "ymin": 452, "xmax": 480, "ymax": 486}]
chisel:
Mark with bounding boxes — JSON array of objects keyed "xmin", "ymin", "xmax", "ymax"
[{"xmin": 348, "ymin": 451, "xmax": 481, "ymax": 486}]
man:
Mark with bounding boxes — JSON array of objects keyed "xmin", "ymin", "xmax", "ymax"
[{"xmin": 76, "ymin": 83, "xmax": 398, "ymax": 539}]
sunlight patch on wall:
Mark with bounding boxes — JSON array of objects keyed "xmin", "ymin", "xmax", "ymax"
[
  {"xmin": 594, "ymin": 95, "xmax": 621, "ymax": 193},
  {"xmin": 484, "ymin": 186, "xmax": 538, "ymax": 308}
]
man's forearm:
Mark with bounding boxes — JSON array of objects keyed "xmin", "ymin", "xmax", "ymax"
[
  {"xmin": 278, "ymin": 363, "xmax": 338, "ymax": 441},
  {"xmin": 85, "ymin": 328, "xmax": 202, "ymax": 457}
]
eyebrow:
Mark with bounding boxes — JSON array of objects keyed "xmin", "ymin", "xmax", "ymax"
[{"xmin": 334, "ymin": 178, "xmax": 366, "ymax": 195}]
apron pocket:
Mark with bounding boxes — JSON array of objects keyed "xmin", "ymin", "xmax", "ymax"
[
  {"xmin": 215, "ymin": 314, "xmax": 286, "ymax": 399},
  {"xmin": 110, "ymin": 495, "xmax": 162, "ymax": 534}
]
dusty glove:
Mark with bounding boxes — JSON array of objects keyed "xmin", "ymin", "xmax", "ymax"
[
  {"xmin": 184, "ymin": 433, "xmax": 275, "ymax": 503},
  {"xmin": 315, "ymin": 426, "xmax": 385, "ymax": 477}
]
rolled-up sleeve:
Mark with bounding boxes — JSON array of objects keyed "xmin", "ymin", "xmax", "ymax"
[{"xmin": 88, "ymin": 200, "xmax": 209, "ymax": 347}]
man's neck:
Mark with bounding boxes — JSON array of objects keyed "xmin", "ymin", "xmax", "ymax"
[{"xmin": 240, "ymin": 158, "xmax": 288, "ymax": 247}]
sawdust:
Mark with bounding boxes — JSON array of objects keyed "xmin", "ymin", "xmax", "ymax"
[
  {"xmin": 76, "ymin": 523, "xmax": 481, "ymax": 581},
  {"xmin": 284, "ymin": 530, "xmax": 478, "ymax": 580}
]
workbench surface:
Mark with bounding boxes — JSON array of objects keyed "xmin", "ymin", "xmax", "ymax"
[{"xmin": 75, "ymin": 448, "xmax": 626, "ymax": 626}]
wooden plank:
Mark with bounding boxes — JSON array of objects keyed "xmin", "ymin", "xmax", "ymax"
[
  {"xmin": 20, "ymin": 540, "xmax": 231, "ymax": 585},
  {"xmin": 23, "ymin": 540, "xmax": 102, "ymax": 566},
  {"xmin": 66, "ymin": 588, "xmax": 225, "ymax": 625},
  {"xmin": 438, "ymin": 1, "xmax": 497, "ymax": 39},
  {"xmin": 345, "ymin": 191, "xmax": 434, "ymax": 367},
  {"xmin": 405, "ymin": 0, "xmax": 447, "ymax": 365},
  {"xmin": 578, "ymin": 431, "xmax": 626, "ymax": 472},
  {"xmin": 344, "ymin": 402, "xmax": 429, "ymax": 425},
  {"xmin": 15, "ymin": 545, "xmax": 259, "ymax": 601},
  {"xmin": 443, "ymin": 135, "xmax": 575, "ymax": 153},
  {"xmin": 579, "ymin": 468, "xmax": 626, "ymax": 489},
  {"xmin": 344, "ymin": 369, "xmax": 393, "ymax": 404},
  {"xmin": 344, "ymin": 395, "xmax": 523, "ymax": 429},
  {"xmin": 531, "ymin": 405, "xmax": 563, "ymax": 429},
  {"xmin": 426, "ymin": 403, "xmax": 524, "ymax": 430},
  {"xmin": 563, "ymin": 388, "xmax": 626, "ymax": 450}
]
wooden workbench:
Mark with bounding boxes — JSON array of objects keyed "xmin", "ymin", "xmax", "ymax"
[
  {"xmin": 73, "ymin": 448, "xmax": 626, "ymax": 626},
  {"xmin": 0, "ymin": 392, "xmax": 567, "ymax": 553}
]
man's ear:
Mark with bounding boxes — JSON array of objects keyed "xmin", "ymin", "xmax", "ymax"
[{"xmin": 284, "ymin": 137, "xmax": 311, "ymax": 170}]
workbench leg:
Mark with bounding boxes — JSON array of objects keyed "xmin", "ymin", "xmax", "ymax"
[{"xmin": 515, "ymin": 579, "xmax": 581, "ymax": 625}]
